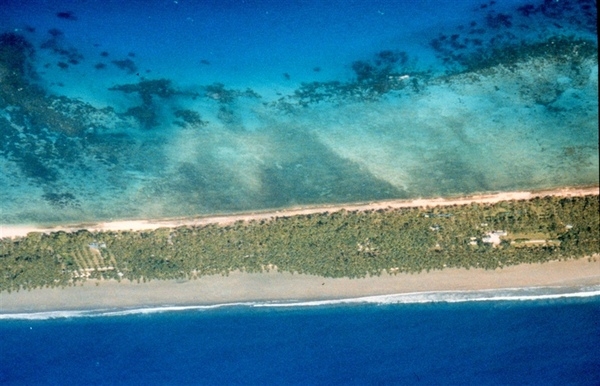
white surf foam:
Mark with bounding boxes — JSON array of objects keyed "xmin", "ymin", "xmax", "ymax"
[
  {"xmin": 2, "ymin": 286, "xmax": 599, "ymax": 320},
  {"xmin": 259, "ymin": 286, "xmax": 600, "ymax": 308}
]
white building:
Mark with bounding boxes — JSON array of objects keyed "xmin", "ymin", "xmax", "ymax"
[{"xmin": 482, "ymin": 230, "xmax": 507, "ymax": 245}]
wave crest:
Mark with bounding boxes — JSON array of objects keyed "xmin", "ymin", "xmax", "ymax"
[{"xmin": 2, "ymin": 285, "xmax": 599, "ymax": 320}]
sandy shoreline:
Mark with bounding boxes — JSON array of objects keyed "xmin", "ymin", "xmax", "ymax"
[
  {"xmin": 1, "ymin": 186, "xmax": 598, "ymax": 239},
  {"xmin": 1, "ymin": 257, "xmax": 598, "ymax": 314}
]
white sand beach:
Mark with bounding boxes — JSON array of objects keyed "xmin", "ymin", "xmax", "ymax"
[{"xmin": 1, "ymin": 186, "xmax": 597, "ymax": 239}]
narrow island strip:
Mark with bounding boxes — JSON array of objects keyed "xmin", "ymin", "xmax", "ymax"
[{"xmin": 0, "ymin": 186, "xmax": 598, "ymax": 313}]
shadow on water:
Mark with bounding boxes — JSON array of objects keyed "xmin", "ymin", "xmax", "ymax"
[
  {"xmin": 147, "ymin": 129, "xmax": 406, "ymax": 215},
  {"xmin": 258, "ymin": 130, "xmax": 405, "ymax": 208}
]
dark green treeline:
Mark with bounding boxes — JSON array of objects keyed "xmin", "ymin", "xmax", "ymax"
[{"xmin": 1, "ymin": 195, "xmax": 598, "ymax": 292}]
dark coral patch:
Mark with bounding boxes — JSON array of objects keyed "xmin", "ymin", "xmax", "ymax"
[
  {"xmin": 48, "ymin": 28, "xmax": 64, "ymax": 37},
  {"xmin": 0, "ymin": 32, "xmax": 35, "ymax": 81},
  {"xmin": 111, "ymin": 58, "xmax": 138, "ymax": 74},
  {"xmin": 486, "ymin": 13, "xmax": 513, "ymax": 29},
  {"xmin": 124, "ymin": 105, "xmax": 158, "ymax": 128},
  {"xmin": 42, "ymin": 192, "xmax": 80, "ymax": 208},
  {"xmin": 351, "ymin": 61, "xmax": 376, "ymax": 82},
  {"xmin": 56, "ymin": 11, "xmax": 77, "ymax": 21},
  {"xmin": 109, "ymin": 78, "xmax": 176, "ymax": 104},
  {"xmin": 20, "ymin": 154, "xmax": 57, "ymax": 182},
  {"xmin": 173, "ymin": 109, "xmax": 208, "ymax": 128}
]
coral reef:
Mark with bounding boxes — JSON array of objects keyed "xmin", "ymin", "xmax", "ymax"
[
  {"xmin": 269, "ymin": 49, "xmax": 422, "ymax": 108},
  {"xmin": 109, "ymin": 79, "xmax": 179, "ymax": 128},
  {"xmin": 40, "ymin": 29, "xmax": 84, "ymax": 67},
  {"xmin": 0, "ymin": 33, "xmax": 135, "ymax": 191},
  {"xmin": 430, "ymin": 0, "xmax": 596, "ymax": 73},
  {"xmin": 459, "ymin": 36, "xmax": 597, "ymax": 73},
  {"xmin": 0, "ymin": 32, "xmax": 35, "ymax": 86},
  {"xmin": 0, "ymin": 33, "xmax": 93, "ymax": 136},
  {"xmin": 56, "ymin": 11, "xmax": 77, "ymax": 21},
  {"xmin": 517, "ymin": 0, "xmax": 596, "ymax": 33},
  {"xmin": 111, "ymin": 58, "xmax": 138, "ymax": 74},
  {"xmin": 124, "ymin": 105, "xmax": 158, "ymax": 128},
  {"xmin": 203, "ymin": 82, "xmax": 260, "ymax": 103},
  {"xmin": 173, "ymin": 109, "xmax": 208, "ymax": 128},
  {"xmin": 42, "ymin": 192, "xmax": 80, "ymax": 209},
  {"xmin": 109, "ymin": 78, "xmax": 176, "ymax": 105}
]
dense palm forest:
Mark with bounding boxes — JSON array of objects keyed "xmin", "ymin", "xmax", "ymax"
[{"xmin": 0, "ymin": 194, "xmax": 598, "ymax": 292}]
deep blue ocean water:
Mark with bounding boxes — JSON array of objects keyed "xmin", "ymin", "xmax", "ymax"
[{"xmin": 1, "ymin": 297, "xmax": 600, "ymax": 385}]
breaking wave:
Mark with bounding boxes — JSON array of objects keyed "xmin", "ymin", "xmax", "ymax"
[{"xmin": 2, "ymin": 285, "xmax": 599, "ymax": 320}]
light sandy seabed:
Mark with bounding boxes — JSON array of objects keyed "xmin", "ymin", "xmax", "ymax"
[
  {"xmin": 1, "ymin": 258, "xmax": 599, "ymax": 313},
  {"xmin": 1, "ymin": 186, "xmax": 598, "ymax": 238}
]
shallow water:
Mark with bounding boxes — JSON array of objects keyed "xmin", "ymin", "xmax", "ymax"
[{"xmin": 1, "ymin": 0, "xmax": 598, "ymax": 225}]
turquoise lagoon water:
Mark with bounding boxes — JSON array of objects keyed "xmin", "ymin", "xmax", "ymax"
[{"xmin": 1, "ymin": 0, "xmax": 597, "ymax": 225}]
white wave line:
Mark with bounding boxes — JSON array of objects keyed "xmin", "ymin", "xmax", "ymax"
[
  {"xmin": 259, "ymin": 287, "xmax": 600, "ymax": 307},
  {"xmin": 2, "ymin": 287, "xmax": 599, "ymax": 320}
]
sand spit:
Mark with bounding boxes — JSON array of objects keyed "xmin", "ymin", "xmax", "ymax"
[{"xmin": 1, "ymin": 186, "xmax": 598, "ymax": 239}]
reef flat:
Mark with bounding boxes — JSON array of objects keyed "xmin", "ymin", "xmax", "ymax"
[{"xmin": 1, "ymin": 0, "xmax": 598, "ymax": 224}]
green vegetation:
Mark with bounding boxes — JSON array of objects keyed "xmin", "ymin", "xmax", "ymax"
[{"xmin": 0, "ymin": 195, "xmax": 598, "ymax": 292}]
